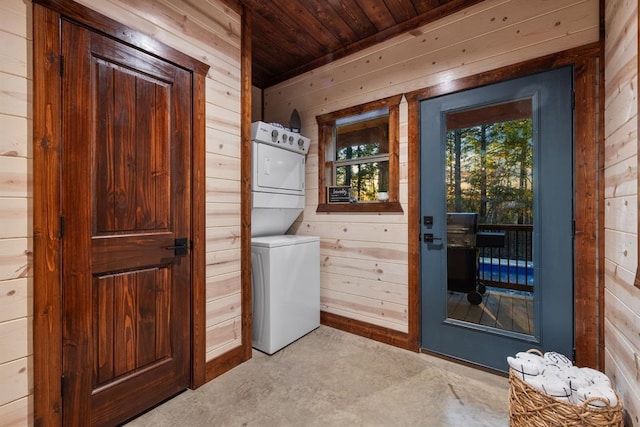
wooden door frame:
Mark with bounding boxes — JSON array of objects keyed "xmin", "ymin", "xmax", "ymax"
[
  {"xmin": 33, "ymin": 1, "xmax": 209, "ymax": 424},
  {"xmin": 405, "ymin": 42, "xmax": 604, "ymax": 369}
]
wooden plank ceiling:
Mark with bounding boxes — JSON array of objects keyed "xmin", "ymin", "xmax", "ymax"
[{"xmin": 240, "ymin": 0, "xmax": 485, "ymax": 88}]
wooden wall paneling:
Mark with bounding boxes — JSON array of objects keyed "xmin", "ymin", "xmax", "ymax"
[
  {"xmin": 321, "ymin": 288, "xmax": 408, "ymax": 328},
  {"xmin": 0, "ymin": 318, "xmax": 29, "ymax": 365},
  {"xmin": 205, "ymin": 249, "xmax": 242, "ymax": 276},
  {"xmin": 205, "ymin": 293, "xmax": 242, "ymax": 324},
  {"xmin": 0, "ymin": 199, "xmax": 29, "ymax": 239},
  {"xmin": 0, "ymin": 157, "xmax": 29, "ymax": 197},
  {"xmin": 242, "ymin": 1, "xmax": 253, "ymax": 363},
  {"xmin": 407, "ymin": 88, "xmax": 420, "ymax": 351},
  {"xmin": 0, "ymin": 74, "xmax": 29, "ymax": 118},
  {"xmin": 573, "ymin": 56, "xmax": 601, "ymax": 369},
  {"xmin": 603, "ymin": 321, "xmax": 640, "ymax": 421},
  {"xmin": 603, "ymin": 0, "xmax": 639, "ymax": 419},
  {"xmin": 635, "ymin": 0, "xmax": 640, "ymax": 291},
  {"xmin": 320, "ymin": 238, "xmax": 408, "ymax": 262},
  {"xmin": 0, "ymin": 357, "xmax": 31, "ymax": 407},
  {"xmin": 604, "ymin": 156, "xmax": 637, "ymax": 199},
  {"xmin": 0, "ymin": 396, "xmax": 32, "ymax": 427},
  {"xmin": 295, "ymin": 221, "xmax": 408, "ymax": 244},
  {"xmin": 206, "ymin": 152, "xmax": 242, "ymax": 180},
  {"xmin": 0, "ymin": 279, "xmax": 31, "ymax": 323},
  {"xmin": 263, "ymin": 0, "xmax": 599, "ymax": 123},
  {"xmin": 206, "ymin": 271, "xmax": 241, "ymax": 300},
  {"xmin": 0, "ymin": 239, "xmax": 30, "ymax": 280},
  {"xmin": 191, "ymin": 71, "xmax": 207, "ymax": 388},
  {"xmin": 33, "ymin": 4, "xmax": 62, "ymax": 424},
  {"xmin": 206, "ymin": 104, "xmax": 241, "ymax": 134},
  {"xmin": 321, "ymin": 272, "xmax": 408, "ymax": 304},
  {"xmin": 0, "ymin": 115, "xmax": 30, "ymax": 158},
  {"xmin": 206, "ymin": 126, "xmax": 241, "ymax": 158},
  {"xmin": 207, "ymin": 2, "xmax": 253, "ymax": 379},
  {"xmin": 206, "ymin": 226, "xmax": 242, "ymax": 252},
  {"xmin": 205, "ymin": 317, "xmax": 241, "ymax": 359},
  {"xmin": 206, "ymin": 202, "xmax": 242, "ymax": 226},
  {"xmin": 206, "ymin": 178, "xmax": 241, "ymax": 204},
  {"xmin": 321, "ymin": 256, "xmax": 408, "ymax": 285}
]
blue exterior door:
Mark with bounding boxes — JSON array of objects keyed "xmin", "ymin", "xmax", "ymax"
[{"xmin": 420, "ymin": 67, "xmax": 574, "ymax": 371}]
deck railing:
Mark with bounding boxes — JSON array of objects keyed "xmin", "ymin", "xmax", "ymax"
[{"xmin": 477, "ymin": 224, "xmax": 533, "ymax": 293}]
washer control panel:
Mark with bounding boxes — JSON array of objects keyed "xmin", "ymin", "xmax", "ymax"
[{"xmin": 251, "ymin": 121, "xmax": 311, "ymax": 154}]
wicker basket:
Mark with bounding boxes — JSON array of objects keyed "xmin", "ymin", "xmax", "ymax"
[{"xmin": 509, "ymin": 369, "xmax": 624, "ymax": 427}]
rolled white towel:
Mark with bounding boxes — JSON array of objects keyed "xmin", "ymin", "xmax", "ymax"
[
  {"xmin": 543, "ymin": 351, "xmax": 573, "ymax": 369},
  {"xmin": 574, "ymin": 384, "xmax": 618, "ymax": 408},
  {"xmin": 541, "ymin": 363, "xmax": 565, "ymax": 378},
  {"xmin": 560, "ymin": 366, "xmax": 591, "ymax": 396},
  {"xmin": 508, "ymin": 355, "xmax": 544, "ymax": 379},
  {"xmin": 525, "ymin": 373, "xmax": 572, "ymax": 403},
  {"xmin": 516, "ymin": 351, "xmax": 544, "ymax": 364},
  {"xmin": 580, "ymin": 367, "xmax": 612, "ymax": 387}
]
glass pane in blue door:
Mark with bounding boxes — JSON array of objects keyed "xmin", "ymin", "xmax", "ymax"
[{"xmin": 444, "ymin": 100, "xmax": 535, "ymax": 336}]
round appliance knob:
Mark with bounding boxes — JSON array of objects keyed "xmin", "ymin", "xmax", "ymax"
[
  {"xmin": 297, "ymin": 138, "xmax": 304, "ymax": 149},
  {"xmin": 271, "ymin": 129, "xmax": 278, "ymax": 142},
  {"xmin": 288, "ymin": 136, "xmax": 294, "ymax": 144}
]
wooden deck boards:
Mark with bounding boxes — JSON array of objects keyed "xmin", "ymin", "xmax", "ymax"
[{"xmin": 447, "ymin": 289, "xmax": 534, "ymax": 335}]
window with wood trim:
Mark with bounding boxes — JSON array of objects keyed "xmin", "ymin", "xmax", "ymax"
[{"xmin": 316, "ymin": 95, "xmax": 403, "ymax": 213}]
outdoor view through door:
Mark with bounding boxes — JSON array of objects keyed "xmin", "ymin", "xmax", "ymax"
[
  {"xmin": 445, "ymin": 100, "xmax": 534, "ymax": 335},
  {"xmin": 420, "ymin": 67, "xmax": 574, "ymax": 372}
]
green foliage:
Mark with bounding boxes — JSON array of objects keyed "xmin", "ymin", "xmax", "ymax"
[
  {"xmin": 446, "ymin": 119, "xmax": 533, "ymax": 224},
  {"xmin": 335, "ymin": 142, "xmax": 388, "ymax": 201}
]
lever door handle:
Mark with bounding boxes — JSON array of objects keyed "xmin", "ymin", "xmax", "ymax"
[
  {"xmin": 166, "ymin": 237, "xmax": 188, "ymax": 256},
  {"xmin": 423, "ymin": 233, "xmax": 442, "ymax": 243}
]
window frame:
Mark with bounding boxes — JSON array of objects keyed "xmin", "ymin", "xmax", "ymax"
[{"xmin": 316, "ymin": 95, "xmax": 403, "ymax": 213}]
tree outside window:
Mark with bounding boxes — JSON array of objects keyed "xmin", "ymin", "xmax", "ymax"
[{"xmin": 316, "ymin": 95, "xmax": 403, "ymax": 213}]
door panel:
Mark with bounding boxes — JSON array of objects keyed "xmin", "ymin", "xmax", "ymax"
[
  {"xmin": 420, "ymin": 67, "xmax": 574, "ymax": 371},
  {"xmin": 62, "ymin": 20, "xmax": 192, "ymax": 426}
]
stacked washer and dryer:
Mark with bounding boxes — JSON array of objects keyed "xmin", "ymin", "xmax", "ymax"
[{"xmin": 250, "ymin": 121, "xmax": 320, "ymax": 355}]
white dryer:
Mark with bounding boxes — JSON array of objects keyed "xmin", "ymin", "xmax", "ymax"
[{"xmin": 250, "ymin": 121, "xmax": 320, "ymax": 354}]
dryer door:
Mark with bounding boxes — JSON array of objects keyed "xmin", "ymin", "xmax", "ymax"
[{"xmin": 253, "ymin": 142, "xmax": 305, "ymax": 195}]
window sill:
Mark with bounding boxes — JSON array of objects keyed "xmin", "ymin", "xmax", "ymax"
[{"xmin": 316, "ymin": 202, "xmax": 404, "ymax": 213}]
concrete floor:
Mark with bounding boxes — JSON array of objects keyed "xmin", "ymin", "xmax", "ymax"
[{"xmin": 126, "ymin": 326, "xmax": 509, "ymax": 426}]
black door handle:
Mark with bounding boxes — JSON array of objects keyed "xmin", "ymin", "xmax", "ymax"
[
  {"xmin": 423, "ymin": 233, "xmax": 442, "ymax": 243},
  {"xmin": 166, "ymin": 237, "xmax": 188, "ymax": 256}
]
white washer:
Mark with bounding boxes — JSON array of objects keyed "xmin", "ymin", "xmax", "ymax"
[{"xmin": 251, "ymin": 235, "xmax": 320, "ymax": 354}]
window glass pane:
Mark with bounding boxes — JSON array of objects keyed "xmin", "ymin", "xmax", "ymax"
[
  {"xmin": 444, "ymin": 98, "xmax": 535, "ymax": 335},
  {"xmin": 335, "ymin": 109, "xmax": 389, "ymax": 160},
  {"xmin": 335, "ymin": 160, "xmax": 389, "ymax": 201}
]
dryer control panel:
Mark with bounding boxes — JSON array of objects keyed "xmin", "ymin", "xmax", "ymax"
[{"xmin": 251, "ymin": 121, "xmax": 311, "ymax": 154}]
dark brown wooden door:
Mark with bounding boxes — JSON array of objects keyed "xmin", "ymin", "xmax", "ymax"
[{"xmin": 61, "ymin": 19, "xmax": 192, "ymax": 426}]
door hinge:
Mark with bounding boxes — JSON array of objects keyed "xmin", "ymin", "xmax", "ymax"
[
  {"xmin": 59, "ymin": 215, "xmax": 65, "ymax": 238},
  {"xmin": 572, "ymin": 218, "xmax": 576, "ymax": 238},
  {"xmin": 61, "ymin": 374, "xmax": 66, "ymax": 397}
]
